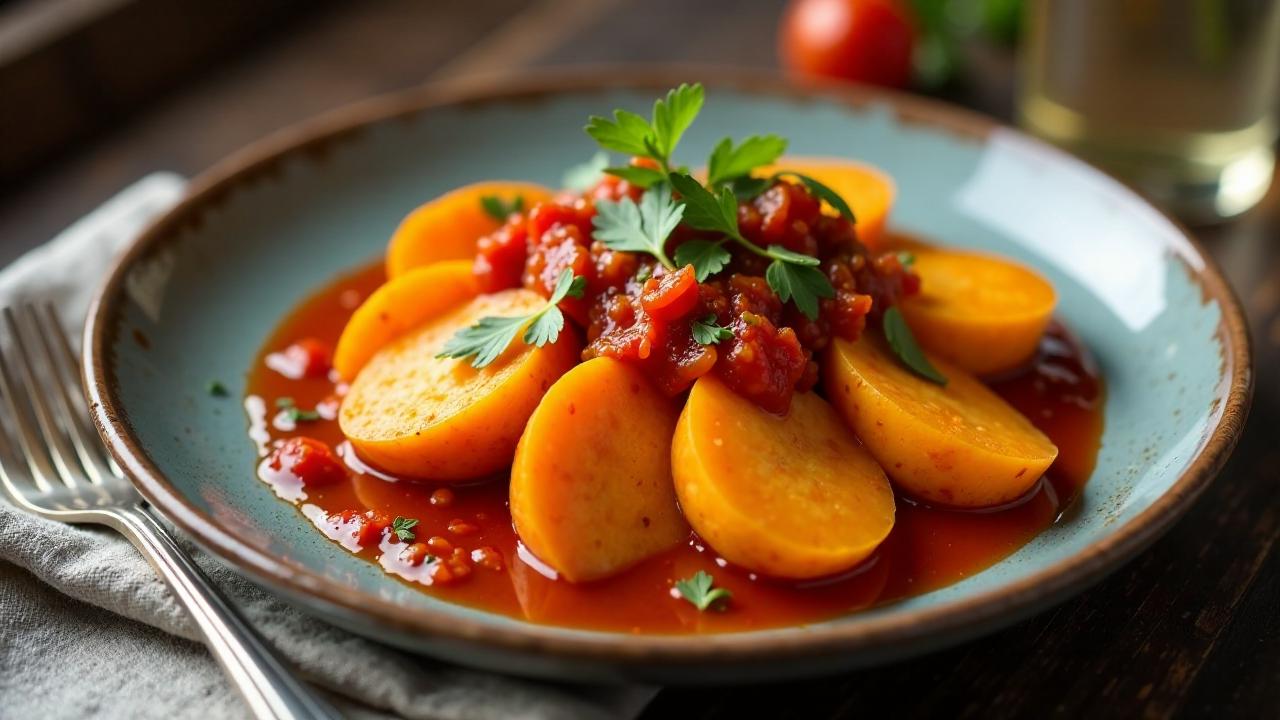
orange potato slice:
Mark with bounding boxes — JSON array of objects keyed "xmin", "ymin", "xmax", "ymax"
[
  {"xmin": 385, "ymin": 181, "xmax": 554, "ymax": 279},
  {"xmin": 333, "ymin": 261, "xmax": 478, "ymax": 380},
  {"xmin": 340, "ymin": 289, "xmax": 579, "ymax": 481},
  {"xmin": 899, "ymin": 248, "xmax": 1057, "ymax": 376},
  {"xmin": 757, "ymin": 158, "xmax": 896, "ymax": 249},
  {"xmin": 672, "ymin": 376, "xmax": 895, "ymax": 580},
  {"xmin": 824, "ymin": 332, "xmax": 1059, "ymax": 508},
  {"xmin": 511, "ymin": 358, "xmax": 689, "ymax": 582}
]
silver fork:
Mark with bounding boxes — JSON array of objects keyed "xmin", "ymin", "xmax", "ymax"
[{"xmin": 0, "ymin": 304, "xmax": 342, "ymax": 720}]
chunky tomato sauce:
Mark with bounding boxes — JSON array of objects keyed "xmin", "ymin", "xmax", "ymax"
[
  {"xmin": 477, "ymin": 172, "xmax": 916, "ymax": 413},
  {"xmin": 240, "ymin": 243, "xmax": 1104, "ymax": 634}
]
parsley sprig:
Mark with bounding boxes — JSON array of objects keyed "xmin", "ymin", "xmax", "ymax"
[
  {"xmin": 479, "ymin": 195, "xmax": 524, "ymax": 222},
  {"xmin": 668, "ymin": 172, "xmax": 834, "ymax": 319},
  {"xmin": 592, "ymin": 183, "xmax": 683, "ymax": 270},
  {"xmin": 883, "ymin": 307, "xmax": 947, "ymax": 385},
  {"xmin": 586, "ymin": 83, "xmax": 704, "ymax": 179},
  {"xmin": 437, "ymin": 269, "xmax": 585, "ymax": 368},
  {"xmin": 390, "ymin": 516, "xmax": 419, "ymax": 542},
  {"xmin": 691, "ymin": 315, "xmax": 733, "ymax": 345},
  {"xmin": 275, "ymin": 397, "xmax": 319, "ymax": 422},
  {"xmin": 675, "ymin": 570, "xmax": 732, "ymax": 612}
]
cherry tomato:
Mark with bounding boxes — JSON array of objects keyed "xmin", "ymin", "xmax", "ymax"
[{"xmin": 779, "ymin": 0, "xmax": 916, "ymax": 89}]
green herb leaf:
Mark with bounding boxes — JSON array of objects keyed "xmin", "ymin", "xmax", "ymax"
[
  {"xmin": 584, "ymin": 109, "xmax": 653, "ymax": 157},
  {"xmin": 668, "ymin": 173, "xmax": 740, "ymax": 239},
  {"xmin": 897, "ymin": 251, "xmax": 916, "ymax": 267},
  {"xmin": 673, "ymin": 240, "xmax": 732, "ymax": 281},
  {"xmin": 436, "ymin": 269, "xmax": 582, "ymax": 368},
  {"xmin": 286, "ymin": 407, "xmax": 321, "ymax": 423},
  {"xmin": 707, "ymin": 135, "xmax": 788, "ymax": 186},
  {"xmin": 604, "ymin": 165, "xmax": 668, "ymax": 188},
  {"xmin": 765, "ymin": 261, "xmax": 834, "ymax": 321},
  {"xmin": 674, "ymin": 570, "xmax": 732, "ymax": 612},
  {"xmin": 775, "ymin": 172, "xmax": 856, "ymax": 222},
  {"xmin": 650, "ymin": 83, "xmax": 705, "ymax": 160},
  {"xmin": 479, "ymin": 195, "xmax": 524, "ymax": 223},
  {"xmin": 592, "ymin": 184, "xmax": 683, "ymax": 268},
  {"xmin": 882, "ymin": 306, "xmax": 948, "ymax": 385},
  {"xmin": 691, "ymin": 315, "xmax": 734, "ymax": 345},
  {"xmin": 207, "ymin": 380, "xmax": 229, "ymax": 397},
  {"xmin": 562, "ymin": 151, "xmax": 609, "ymax": 191},
  {"xmin": 390, "ymin": 516, "xmax": 419, "ymax": 542},
  {"xmin": 436, "ymin": 315, "xmax": 527, "ymax": 369},
  {"xmin": 729, "ymin": 175, "xmax": 771, "ymax": 201},
  {"xmin": 764, "ymin": 244, "xmax": 822, "ymax": 266}
]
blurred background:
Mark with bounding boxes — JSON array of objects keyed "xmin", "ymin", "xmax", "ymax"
[
  {"xmin": 5, "ymin": 0, "xmax": 1275, "ymax": 265},
  {"xmin": 0, "ymin": 0, "xmax": 1276, "ymax": 717}
]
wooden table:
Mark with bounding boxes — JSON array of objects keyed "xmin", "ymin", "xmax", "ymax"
[{"xmin": 2, "ymin": 1, "xmax": 1274, "ymax": 717}]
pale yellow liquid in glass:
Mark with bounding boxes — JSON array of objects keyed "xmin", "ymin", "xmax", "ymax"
[{"xmin": 1019, "ymin": 0, "xmax": 1280, "ymax": 221}]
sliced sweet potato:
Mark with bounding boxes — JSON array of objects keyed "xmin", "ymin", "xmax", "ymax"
[
  {"xmin": 333, "ymin": 261, "xmax": 478, "ymax": 380},
  {"xmin": 757, "ymin": 158, "xmax": 896, "ymax": 248},
  {"xmin": 671, "ymin": 376, "xmax": 895, "ymax": 580},
  {"xmin": 824, "ymin": 332, "xmax": 1058, "ymax": 508},
  {"xmin": 339, "ymin": 289, "xmax": 579, "ymax": 480},
  {"xmin": 898, "ymin": 248, "xmax": 1056, "ymax": 376},
  {"xmin": 510, "ymin": 358, "xmax": 688, "ymax": 583},
  {"xmin": 385, "ymin": 181, "xmax": 554, "ymax": 279}
]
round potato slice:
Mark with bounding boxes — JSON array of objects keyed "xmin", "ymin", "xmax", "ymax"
[
  {"xmin": 825, "ymin": 333, "xmax": 1058, "ymax": 508},
  {"xmin": 756, "ymin": 158, "xmax": 896, "ymax": 248},
  {"xmin": 672, "ymin": 376, "xmax": 895, "ymax": 580},
  {"xmin": 333, "ymin": 261, "xmax": 478, "ymax": 380},
  {"xmin": 385, "ymin": 181, "xmax": 554, "ymax": 279},
  {"xmin": 899, "ymin": 248, "xmax": 1056, "ymax": 376},
  {"xmin": 511, "ymin": 358, "xmax": 689, "ymax": 583},
  {"xmin": 340, "ymin": 289, "xmax": 579, "ymax": 481}
]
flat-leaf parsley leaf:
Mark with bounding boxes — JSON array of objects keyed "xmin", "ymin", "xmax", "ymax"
[
  {"xmin": 672, "ymin": 239, "xmax": 731, "ymax": 282},
  {"xmin": 479, "ymin": 195, "xmax": 524, "ymax": 222},
  {"xmin": 585, "ymin": 83, "xmax": 704, "ymax": 173},
  {"xmin": 706, "ymin": 135, "xmax": 788, "ymax": 187},
  {"xmin": 390, "ymin": 516, "xmax": 419, "ymax": 542},
  {"xmin": 436, "ymin": 269, "xmax": 585, "ymax": 368},
  {"xmin": 883, "ymin": 306, "xmax": 947, "ymax": 385},
  {"xmin": 691, "ymin": 315, "xmax": 734, "ymax": 345},
  {"xmin": 675, "ymin": 570, "xmax": 732, "ymax": 612},
  {"xmin": 592, "ymin": 183, "xmax": 683, "ymax": 269}
]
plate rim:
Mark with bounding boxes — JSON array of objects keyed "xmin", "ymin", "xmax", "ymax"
[{"xmin": 83, "ymin": 66, "xmax": 1254, "ymax": 666}]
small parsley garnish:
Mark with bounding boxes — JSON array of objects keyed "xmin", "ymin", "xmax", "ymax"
[
  {"xmin": 275, "ymin": 396, "xmax": 320, "ymax": 422},
  {"xmin": 883, "ymin": 306, "xmax": 947, "ymax": 385},
  {"xmin": 675, "ymin": 570, "xmax": 732, "ymax": 612},
  {"xmin": 592, "ymin": 183, "xmax": 684, "ymax": 269},
  {"xmin": 436, "ymin": 269, "xmax": 585, "ymax": 368},
  {"xmin": 706, "ymin": 135, "xmax": 788, "ymax": 187},
  {"xmin": 562, "ymin": 151, "xmax": 609, "ymax": 191},
  {"xmin": 390, "ymin": 516, "xmax": 419, "ymax": 542},
  {"xmin": 690, "ymin": 315, "xmax": 734, "ymax": 345},
  {"xmin": 586, "ymin": 83, "xmax": 704, "ymax": 175},
  {"xmin": 668, "ymin": 172, "xmax": 834, "ymax": 320},
  {"xmin": 672, "ymin": 240, "xmax": 731, "ymax": 282},
  {"xmin": 207, "ymin": 380, "xmax": 229, "ymax": 397},
  {"xmin": 479, "ymin": 195, "xmax": 524, "ymax": 222},
  {"xmin": 897, "ymin": 251, "xmax": 916, "ymax": 267}
]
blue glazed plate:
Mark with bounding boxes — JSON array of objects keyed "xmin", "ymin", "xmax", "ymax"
[{"xmin": 85, "ymin": 72, "xmax": 1251, "ymax": 684}]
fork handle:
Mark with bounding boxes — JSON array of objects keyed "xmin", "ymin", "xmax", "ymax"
[{"xmin": 112, "ymin": 505, "xmax": 344, "ymax": 720}]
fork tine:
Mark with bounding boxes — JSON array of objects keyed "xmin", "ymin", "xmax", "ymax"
[
  {"xmin": 3, "ymin": 307, "xmax": 81, "ymax": 488},
  {"xmin": 25, "ymin": 304, "xmax": 115, "ymax": 484},
  {"xmin": 0, "ymin": 313, "xmax": 58, "ymax": 492},
  {"xmin": 42, "ymin": 304, "xmax": 125, "ymax": 479}
]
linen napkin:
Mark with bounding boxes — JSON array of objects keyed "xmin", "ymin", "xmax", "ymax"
[{"xmin": 0, "ymin": 174, "xmax": 657, "ymax": 720}]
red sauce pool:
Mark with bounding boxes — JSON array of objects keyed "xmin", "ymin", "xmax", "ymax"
[{"xmin": 243, "ymin": 261, "xmax": 1105, "ymax": 634}]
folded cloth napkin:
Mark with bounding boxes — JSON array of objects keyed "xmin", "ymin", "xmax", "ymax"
[{"xmin": 0, "ymin": 174, "xmax": 657, "ymax": 720}]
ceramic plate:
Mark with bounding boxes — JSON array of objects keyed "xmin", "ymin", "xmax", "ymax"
[{"xmin": 84, "ymin": 71, "xmax": 1251, "ymax": 684}]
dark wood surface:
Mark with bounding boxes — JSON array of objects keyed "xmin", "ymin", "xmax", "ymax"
[{"xmin": 1, "ymin": 1, "xmax": 1274, "ymax": 717}]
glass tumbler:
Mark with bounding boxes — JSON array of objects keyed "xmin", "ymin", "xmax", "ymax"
[{"xmin": 1018, "ymin": 0, "xmax": 1280, "ymax": 222}]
